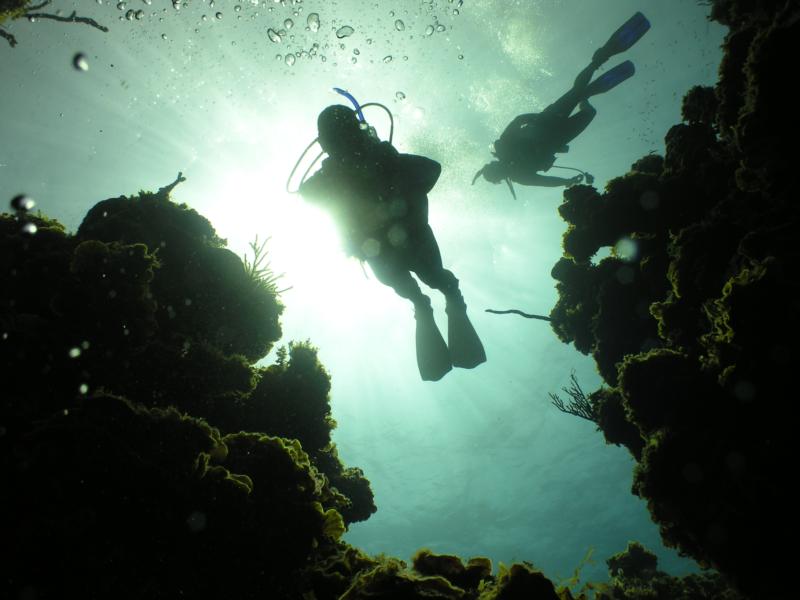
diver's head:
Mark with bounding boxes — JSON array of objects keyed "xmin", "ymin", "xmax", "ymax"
[
  {"xmin": 473, "ymin": 161, "xmax": 509, "ymax": 185},
  {"xmin": 317, "ymin": 104, "xmax": 367, "ymax": 157}
]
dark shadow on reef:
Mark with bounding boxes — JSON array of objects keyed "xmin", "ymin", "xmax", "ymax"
[{"xmin": 549, "ymin": 1, "xmax": 796, "ymax": 597}]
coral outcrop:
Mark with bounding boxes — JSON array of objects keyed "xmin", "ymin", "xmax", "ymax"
[{"xmin": 549, "ymin": 2, "xmax": 797, "ymax": 596}]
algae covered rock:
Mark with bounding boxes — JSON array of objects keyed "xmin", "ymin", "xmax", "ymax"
[
  {"xmin": 548, "ymin": 2, "xmax": 797, "ymax": 596},
  {"xmin": 1, "ymin": 181, "xmax": 375, "ymax": 598}
]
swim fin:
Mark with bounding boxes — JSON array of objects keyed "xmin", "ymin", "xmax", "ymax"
[
  {"xmin": 593, "ymin": 12, "xmax": 651, "ymax": 65},
  {"xmin": 415, "ymin": 302, "xmax": 452, "ymax": 381},
  {"xmin": 446, "ymin": 295, "xmax": 487, "ymax": 370},
  {"xmin": 584, "ymin": 60, "xmax": 635, "ymax": 97}
]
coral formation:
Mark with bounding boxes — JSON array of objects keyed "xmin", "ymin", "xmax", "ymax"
[
  {"xmin": 549, "ymin": 1, "xmax": 797, "ymax": 596},
  {"xmin": 589, "ymin": 542, "xmax": 744, "ymax": 600},
  {"xmin": 0, "ymin": 183, "xmax": 376, "ymax": 598}
]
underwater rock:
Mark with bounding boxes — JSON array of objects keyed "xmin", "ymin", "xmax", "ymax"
[
  {"xmin": 549, "ymin": 1, "xmax": 798, "ymax": 596},
  {"xmin": 1, "ymin": 394, "xmax": 344, "ymax": 598},
  {"xmin": 590, "ymin": 541, "xmax": 744, "ymax": 600},
  {"xmin": 0, "ymin": 182, "xmax": 377, "ymax": 597}
]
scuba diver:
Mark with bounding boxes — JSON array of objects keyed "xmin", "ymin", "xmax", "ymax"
[
  {"xmin": 292, "ymin": 92, "xmax": 486, "ymax": 381},
  {"xmin": 473, "ymin": 12, "xmax": 651, "ymax": 197}
]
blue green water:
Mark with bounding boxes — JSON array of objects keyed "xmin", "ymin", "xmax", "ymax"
[{"xmin": 0, "ymin": 0, "xmax": 726, "ymax": 585}]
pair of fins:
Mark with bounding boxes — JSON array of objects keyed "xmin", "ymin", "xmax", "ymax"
[
  {"xmin": 415, "ymin": 301, "xmax": 486, "ymax": 382},
  {"xmin": 585, "ymin": 12, "xmax": 651, "ymax": 97}
]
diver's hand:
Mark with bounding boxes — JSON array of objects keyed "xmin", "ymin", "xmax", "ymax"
[{"xmin": 566, "ymin": 175, "xmax": 583, "ymax": 187}]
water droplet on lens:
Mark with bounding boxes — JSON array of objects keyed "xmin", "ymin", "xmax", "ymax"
[
  {"xmin": 436, "ymin": 23, "xmax": 445, "ymax": 32},
  {"xmin": 267, "ymin": 28, "xmax": 281, "ymax": 43},
  {"xmin": 396, "ymin": 91, "xmax": 406, "ymax": 100},
  {"xmin": 73, "ymin": 53, "xmax": 89, "ymax": 71},
  {"xmin": 117, "ymin": 1, "xmax": 127, "ymax": 9},
  {"xmin": 135, "ymin": 9, "xmax": 144, "ymax": 19},
  {"xmin": 162, "ymin": 33, "xmax": 168, "ymax": 40},
  {"xmin": 458, "ymin": 54, "xmax": 464, "ymax": 60},
  {"xmin": 614, "ymin": 237, "xmax": 639, "ymax": 262},
  {"xmin": 353, "ymin": 48, "xmax": 360, "ymax": 55},
  {"xmin": 216, "ymin": 12, "xmax": 222, "ymax": 19},
  {"xmin": 383, "ymin": 55, "xmax": 392, "ymax": 63},
  {"xmin": 285, "ymin": 53, "xmax": 296, "ymax": 66},
  {"xmin": 394, "ymin": 19, "xmax": 405, "ymax": 31},
  {"xmin": 125, "ymin": 9, "xmax": 134, "ymax": 20},
  {"xmin": 336, "ymin": 25, "xmax": 354, "ymax": 38},
  {"xmin": 11, "ymin": 194, "xmax": 35, "ymax": 212},
  {"xmin": 307, "ymin": 12, "xmax": 319, "ymax": 32},
  {"xmin": 424, "ymin": 25, "xmax": 434, "ymax": 36},
  {"xmin": 284, "ymin": 18, "xmax": 293, "ymax": 29}
]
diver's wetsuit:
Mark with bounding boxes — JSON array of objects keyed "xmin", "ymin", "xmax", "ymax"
[
  {"xmin": 493, "ymin": 61, "xmax": 600, "ymax": 185},
  {"xmin": 299, "ymin": 138, "xmax": 460, "ymax": 308}
]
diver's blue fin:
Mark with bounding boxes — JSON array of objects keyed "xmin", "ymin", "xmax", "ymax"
[
  {"xmin": 584, "ymin": 60, "xmax": 635, "ymax": 97},
  {"xmin": 593, "ymin": 12, "xmax": 651, "ymax": 64}
]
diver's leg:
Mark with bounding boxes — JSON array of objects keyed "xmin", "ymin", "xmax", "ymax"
[
  {"xmin": 543, "ymin": 61, "xmax": 601, "ymax": 120},
  {"xmin": 409, "ymin": 225, "xmax": 460, "ymax": 301},
  {"xmin": 559, "ymin": 100, "xmax": 597, "ymax": 145},
  {"xmin": 368, "ymin": 255, "xmax": 429, "ymax": 307},
  {"xmin": 410, "ymin": 225, "xmax": 486, "ymax": 369},
  {"xmin": 370, "ymin": 246, "xmax": 451, "ymax": 380}
]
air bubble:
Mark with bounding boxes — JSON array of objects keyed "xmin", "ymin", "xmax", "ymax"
[
  {"xmin": 21, "ymin": 222, "xmax": 37, "ymax": 235},
  {"xmin": 11, "ymin": 195, "xmax": 35, "ymax": 212},
  {"xmin": 383, "ymin": 55, "xmax": 392, "ymax": 63},
  {"xmin": 424, "ymin": 25, "xmax": 434, "ymax": 36},
  {"xmin": 614, "ymin": 237, "xmax": 639, "ymax": 262},
  {"xmin": 396, "ymin": 91, "xmax": 406, "ymax": 100},
  {"xmin": 336, "ymin": 25, "xmax": 354, "ymax": 39},
  {"xmin": 267, "ymin": 28, "xmax": 282, "ymax": 43},
  {"xmin": 284, "ymin": 18, "xmax": 293, "ymax": 29},
  {"xmin": 394, "ymin": 19, "xmax": 405, "ymax": 31},
  {"xmin": 69, "ymin": 347, "xmax": 82, "ymax": 358},
  {"xmin": 285, "ymin": 53, "xmax": 296, "ymax": 66},
  {"xmin": 73, "ymin": 53, "xmax": 89, "ymax": 71},
  {"xmin": 307, "ymin": 12, "xmax": 319, "ymax": 32}
]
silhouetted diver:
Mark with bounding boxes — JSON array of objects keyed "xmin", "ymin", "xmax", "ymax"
[
  {"xmin": 296, "ymin": 96, "xmax": 486, "ymax": 381},
  {"xmin": 473, "ymin": 12, "xmax": 651, "ymax": 197}
]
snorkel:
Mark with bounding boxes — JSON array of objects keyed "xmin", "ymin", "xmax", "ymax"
[
  {"xmin": 286, "ymin": 87, "xmax": 396, "ymax": 194},
  {"xmin": 333, "ymin": 87, "xmax": 366, "ymax": 123}
]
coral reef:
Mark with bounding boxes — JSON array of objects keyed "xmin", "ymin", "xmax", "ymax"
[
  {"xmin": 549, "ymin": 1, "xmax": 797, "ymax": 596},
  {"xmin": 0, "ymin": 183, "xmax": 376, "ymax": 598},
  {"xmin": 589, "ymin": 542, "xmax": 744, "ymax": 600}
]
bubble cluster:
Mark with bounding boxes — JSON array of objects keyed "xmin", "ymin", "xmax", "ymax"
[{"xmin": 10, "ymin": 194, "xmax": 37, "ymax": 235}]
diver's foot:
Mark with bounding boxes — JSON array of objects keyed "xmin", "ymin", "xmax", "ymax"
[
  {"xmin": 414, "ymin": 299, "xmax": 452, "ymax": 381},
  {"xmin": 445, "ymin": 294, "xmax": 487, "ymax": 370}
]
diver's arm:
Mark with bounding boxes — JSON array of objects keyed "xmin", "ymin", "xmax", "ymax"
[
  {"xmin": 395, "ymin": 154, "xmax": 442, "ymax": 195},
  {"xmin": 298, "ymin": 169, "xmax": 329, "ymax": 202},
  {"xmin": 515, "ymin": 172, "xmax": 578, "ymax": 187}
]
